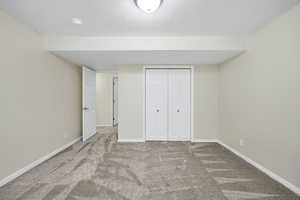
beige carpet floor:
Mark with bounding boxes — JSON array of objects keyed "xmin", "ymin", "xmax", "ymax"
[{"xmin": 0, "ymin": 127, "xmax": 299, "ymax": 200}]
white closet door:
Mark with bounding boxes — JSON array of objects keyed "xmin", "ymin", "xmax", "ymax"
[
  {"xmin": 168, "ymin": 69, "xmax": 191, "ymax": 141},
  {"xmin": 146, "ymin": 70, "xmax": 168, "ymax": 140}
]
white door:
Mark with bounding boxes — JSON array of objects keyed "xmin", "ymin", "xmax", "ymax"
[
  {"xmin": 82, "ymin": 66, "xmax": 96, "ymax": 142},
  {"xmin": 146, "ymin": 70, "xmax": 168, "ymax": 140},
  {"xmin": 113, "ymin": 77, "xmax": 118, "ymax": 126},
  {"xmin": 168, "ymin": 69, "xmax": 191, "ymax": 141},
  {"xmin": 145, "ymin": 68, "xmax": 191, "ymax": 141}
]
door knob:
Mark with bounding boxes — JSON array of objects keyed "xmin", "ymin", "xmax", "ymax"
[
  {"xmin": 83, "ymin": 107, "xmax": 89, "ymax": 111},
  {"xmin": 156, "ymin": 109, "xmax": 160, "ymax": 112}
]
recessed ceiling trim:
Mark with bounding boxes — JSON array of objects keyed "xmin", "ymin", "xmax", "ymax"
[{"xmin": 44, "ymin": 36, "xmax": 246, "ymax": 52}]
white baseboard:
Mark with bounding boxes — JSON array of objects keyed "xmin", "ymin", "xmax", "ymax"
[
  {"xmin": 191, "ymin": 139, "xmax": 219, "ymax": 143},
  {"xmin": 97, "ymin": 124, "xmax": 112, "ymax": 127},
  {"xmin": 118, "ymin": 139, "xmax": 219, "ymax": 143},
  {"xmin": 118, "ymin": 139, "xmax": 145, "ymax": 143},
  {"xmin": 0, "ymin": 137, "xmax": 81, "ymax": 188},
  {"xmin": 217, "ymin": 140, "xmax": 300, "ymax": 196}
]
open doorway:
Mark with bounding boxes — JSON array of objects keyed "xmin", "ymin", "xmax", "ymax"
[{"xmin": 95, "ymin": 72, "xmax": 118, "ymax": 137}]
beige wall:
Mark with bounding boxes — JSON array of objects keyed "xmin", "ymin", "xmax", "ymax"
[
  {"xmin": 118, "ymin": 65, "xmax": 219, "ymax": 141},
  {"xmin": 118, "ymin": 65, "xmax": 144, "ymax": 141},
  {"xmin": 219, "ymin": 4, "xmax": 300, "ymax": 188},
  {"xmin": 96, "ymin": 73, "xmax": 113, "ymax": 126},
  {"xmin": 0, "ymin": 11, "xmax": 82, "ymax": 181},
  {"xmin": 194, "ymin": 65, "xmax": 219, "ymax": 140}
]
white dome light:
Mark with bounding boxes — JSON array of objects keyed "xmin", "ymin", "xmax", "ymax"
[{"xmin": 136, "ymin": 0, "xmax": 162, "ymax": 13}]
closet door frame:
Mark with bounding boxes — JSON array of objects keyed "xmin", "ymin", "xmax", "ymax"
[{"xmin": 143, "ymin": 66, "xmax": 194, "ymax": 141}]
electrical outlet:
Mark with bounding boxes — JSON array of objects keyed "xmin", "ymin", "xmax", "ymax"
[{"xmin": 240, "ymin": 139, "xmax": 244, "ymax": 146}]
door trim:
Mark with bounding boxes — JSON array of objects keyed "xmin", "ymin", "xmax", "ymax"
[
  {"xmin": 113, "ymin": 76, "xmax": 118, "ymax": 127},
  {"xmin": 143, "ymin": 66, "xmax": 194, "ymax": 141}
]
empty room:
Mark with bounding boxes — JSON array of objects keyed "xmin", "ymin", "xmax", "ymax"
[{"xmin": 0, "ymin": 0, "xmax": 300, "ymax": 199}]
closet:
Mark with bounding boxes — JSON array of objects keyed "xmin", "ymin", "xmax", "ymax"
[{"xmin": 145, "ymin": 68, "xmax": 191, "ymax": 141}]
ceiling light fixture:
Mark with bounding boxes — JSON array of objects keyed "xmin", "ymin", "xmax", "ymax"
[
  {"xmin": 72, "ymin": 18, "xmax": 82, "ymax": 25},
  {"xmin": 135, "ymin": 0, "xmax": 162, "ymax": 13}
]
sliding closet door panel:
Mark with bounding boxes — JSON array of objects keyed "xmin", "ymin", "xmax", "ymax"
[
  {"xmin": 168, "ymin": 69, "xmax": 191, "ymax": 141},
  {"xmin": 146, "ymin": 70, "xmax": 168, "ymax": 140}
]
